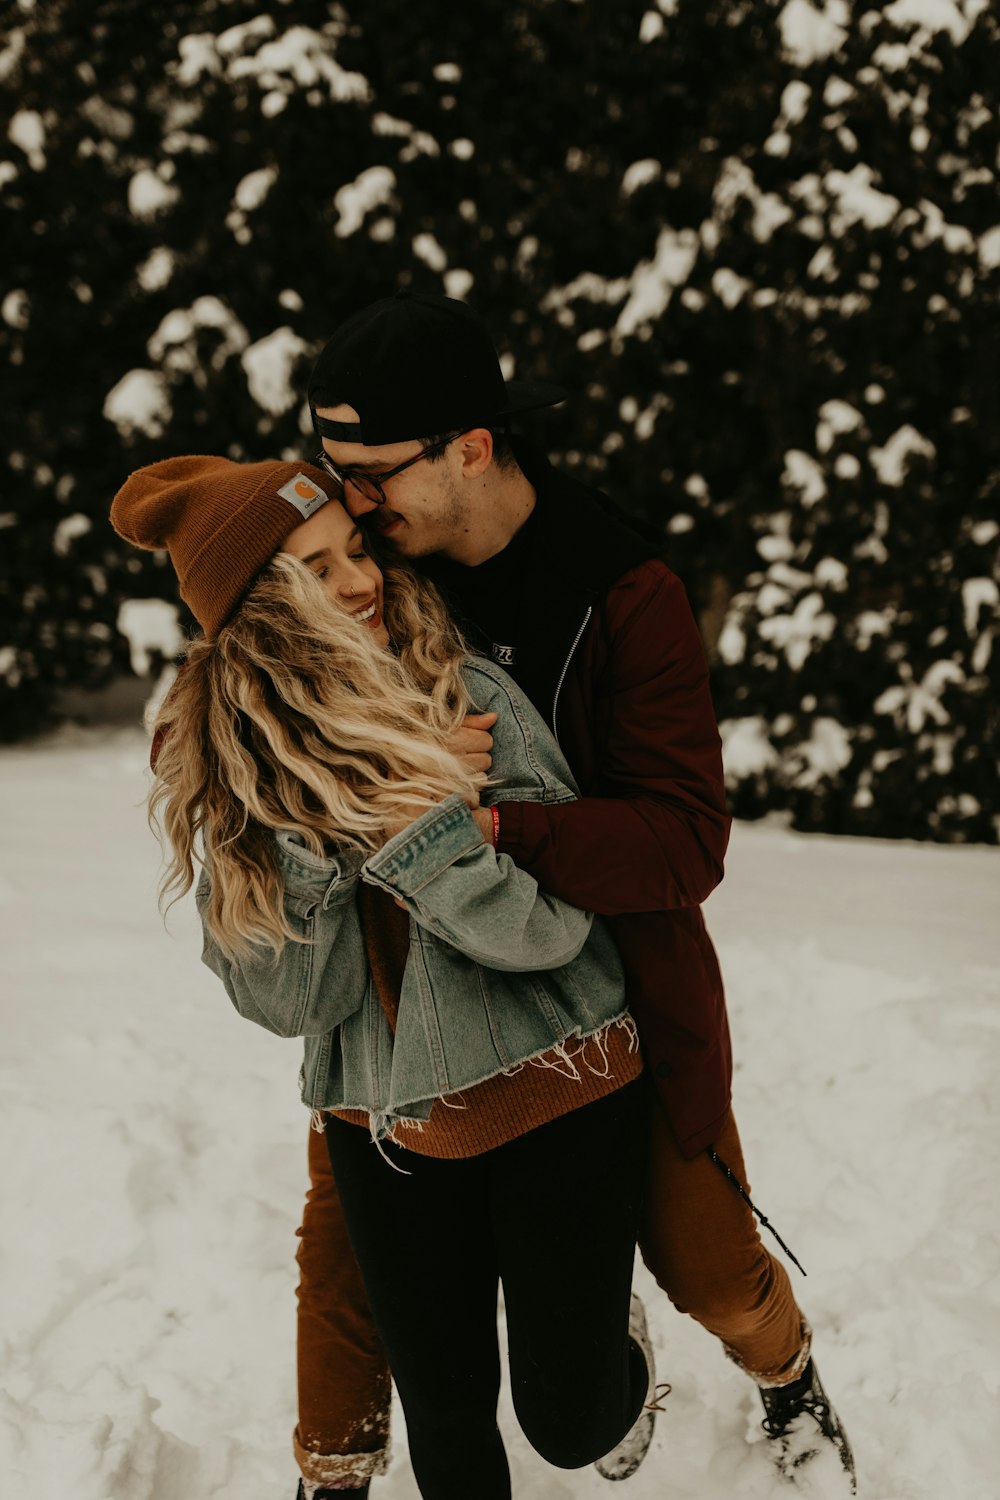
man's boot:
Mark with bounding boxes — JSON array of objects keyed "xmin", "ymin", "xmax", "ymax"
[{"xmin": 759, "ymin": 1359, "xmax": 856, "ymax": 1493}]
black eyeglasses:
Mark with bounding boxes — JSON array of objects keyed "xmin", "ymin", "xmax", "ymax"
[{"xmin": 314, "ymin": 432, "xmax": 466, "ymax": 506}]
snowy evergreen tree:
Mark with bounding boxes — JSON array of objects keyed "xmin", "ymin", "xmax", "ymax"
[{"xmin": 2, "ymin": 0, "xmax": 997, "ymax": 840}]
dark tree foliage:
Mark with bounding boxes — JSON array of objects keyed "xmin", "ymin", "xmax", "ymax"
[{"xmin": 2, "ymin": 0, "xmax": 997, "ymax": 841}]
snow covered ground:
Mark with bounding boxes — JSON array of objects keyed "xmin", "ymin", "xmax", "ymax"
[{"xmin": 1, "ymin": 727, "xmax": 998, "ymax": 1499}]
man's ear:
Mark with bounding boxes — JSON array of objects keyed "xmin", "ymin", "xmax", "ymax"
[{"xmin": 456, "ymin": 428, "xmax": 494, "ymax": 480}]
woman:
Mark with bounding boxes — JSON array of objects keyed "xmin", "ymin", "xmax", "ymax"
[{"xmin": 111, "ymin": 455, "xmax": 656, "ymax": 1500}]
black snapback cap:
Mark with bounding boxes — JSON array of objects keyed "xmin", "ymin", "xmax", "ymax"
[{"xmin": 309, "ymin": 290, "xmax": 567, "ymax": 446}]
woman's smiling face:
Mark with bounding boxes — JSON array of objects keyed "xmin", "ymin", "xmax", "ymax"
[{"xmin": 282, "ymin": 497, "xmax": 390, "ymax": 648}]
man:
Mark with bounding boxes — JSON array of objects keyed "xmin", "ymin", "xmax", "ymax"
[{"xmin": 292, "ymin": 290, "xmax": 855, "ymax": 1498}]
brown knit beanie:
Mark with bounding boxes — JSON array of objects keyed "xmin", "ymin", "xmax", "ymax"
[{"xmin": 110, "ymin": 455, "xmax": 338, "ymax": 637}]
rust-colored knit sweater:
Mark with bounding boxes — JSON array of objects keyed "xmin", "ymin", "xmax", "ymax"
[{"xmin": 328, "ymin": 886, "xmax": 641, "ymax": 1158}]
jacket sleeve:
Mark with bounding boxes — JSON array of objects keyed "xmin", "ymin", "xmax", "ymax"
[
  {"xmin": 196, "ymin": 863, "xmax": 369, "ymax": 1039},
  {"xmin": 497, "ymin": 563, "xmax": 731, "ymax": 916},
  {"xmin": 362, "ymin": 794, "xmax": 592, "ymax": 971}
]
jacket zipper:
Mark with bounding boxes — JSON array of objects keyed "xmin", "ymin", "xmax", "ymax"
[{"xmin": 551, "ymin": 606, "xmax": 592, "ymax": 746}]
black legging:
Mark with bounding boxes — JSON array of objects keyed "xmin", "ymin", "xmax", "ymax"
[{"xmin": 326, "ymin": 1079, "xmax": 650, "ymax": 1500}]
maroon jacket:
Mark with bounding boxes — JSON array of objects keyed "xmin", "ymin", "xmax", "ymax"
[
  {"xmin": 431, "ymin": 442, "xmax": 733, "ymax": 1158},
  {"xmin": 498, "ymin": 558, "xmax": 732, "ymax": 1157}
]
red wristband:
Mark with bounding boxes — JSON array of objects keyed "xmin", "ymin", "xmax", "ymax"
[{"xmin": 490, "ymin": 805, "xmax": 501, "ymax": 848}]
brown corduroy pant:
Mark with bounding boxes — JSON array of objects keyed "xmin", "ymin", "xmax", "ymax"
[{"xmin": 293, "ymin": 1097, "xmax": 809, "ymax": 1482}]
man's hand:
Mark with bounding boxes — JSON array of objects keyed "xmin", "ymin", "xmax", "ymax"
[
  {"xmin": 381, "ymin": 713, "xmax": 498, "ymax": 853},
  {"xmin": 470, "ymin": 806, "xmax": 493, "ymax": 843},
  {"xmin": 449, "ymin": 714, "xmax": 497, "ymax": 844},
  {"xmin": 450, "ymin": 713, "xmax": 496, "ymax": 832},
  {"xmin": 447, "ymin": 712, "xmax": 497, "ymax": 779}
]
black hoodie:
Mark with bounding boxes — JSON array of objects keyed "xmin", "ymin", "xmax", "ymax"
[{"xmin": 424, "ymin": 440, "xmax": 657, "ymax": 729}]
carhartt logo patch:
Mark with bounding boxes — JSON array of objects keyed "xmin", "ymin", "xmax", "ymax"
[
  {"xmin": 277, "ymin": 474, "xmax": 330, "ymax": 520},
  {"xmin": 492, "ymin": 643, "xmax": 517, "ymax": 666}
]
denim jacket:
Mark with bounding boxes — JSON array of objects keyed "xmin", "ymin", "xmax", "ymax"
[{"xmin": 198, "ymin": 656, "xmax": 628, "ymax": 1139}]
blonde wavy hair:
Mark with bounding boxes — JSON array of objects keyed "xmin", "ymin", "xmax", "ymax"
[{"xmin": 150, "ymin": 553, "xmax": 480, "ymax": 960}]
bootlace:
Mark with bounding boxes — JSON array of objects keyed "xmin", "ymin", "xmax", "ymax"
[
  {"xmin": 644, "ymin": 1381, "xmax": 672, "ymax": 1413},
  {"xmin": 762, "ymin": 1390, "xmax": 829, "ymax": 1439}
]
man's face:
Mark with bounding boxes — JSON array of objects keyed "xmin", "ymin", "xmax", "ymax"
[{"xmin": 314, "ymin": 404, "xmax": 471, "ymax": 559}]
